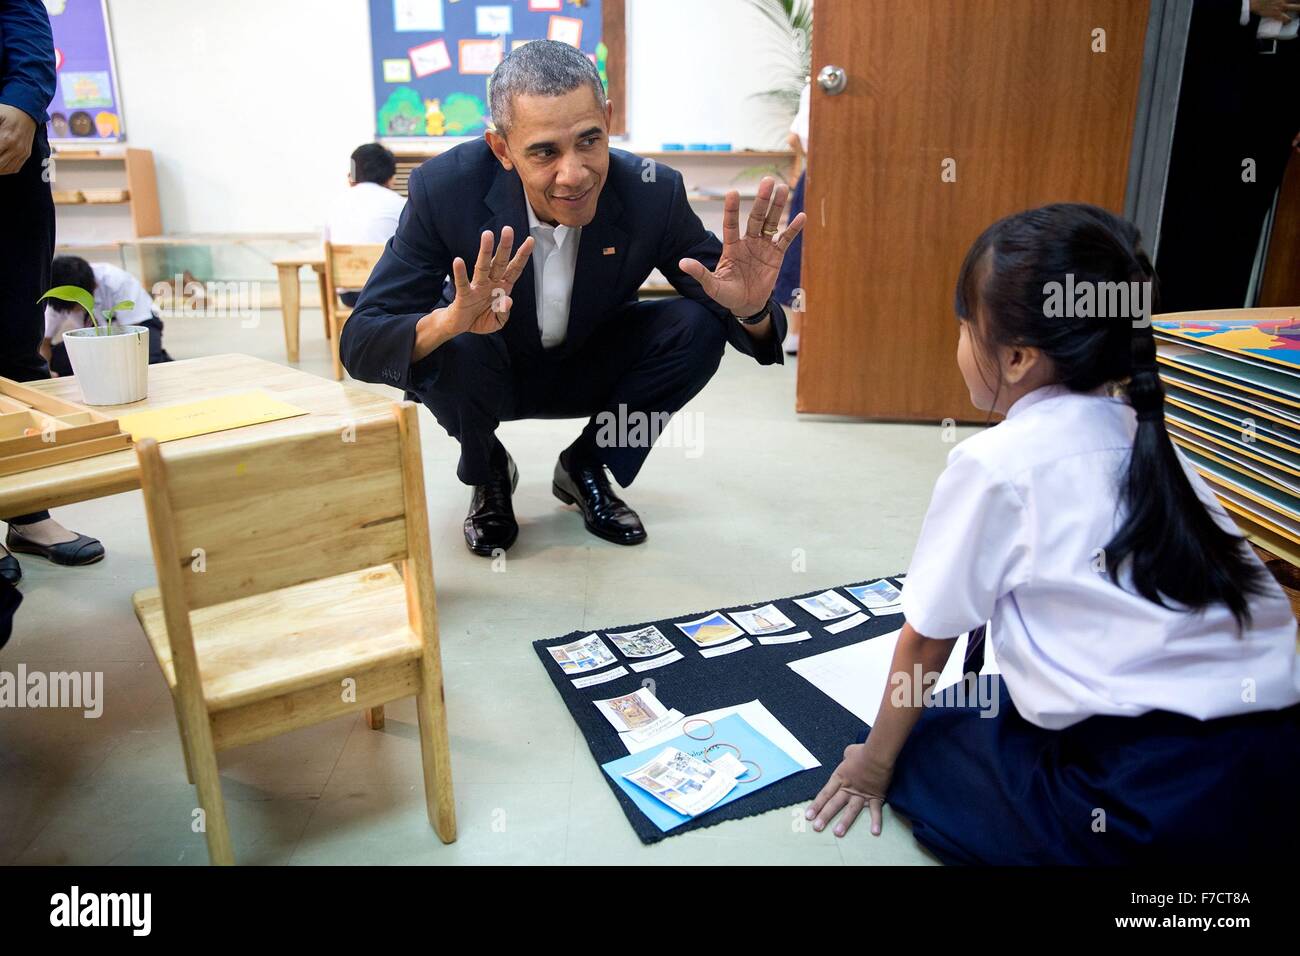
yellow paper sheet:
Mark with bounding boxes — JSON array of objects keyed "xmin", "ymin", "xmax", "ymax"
[{"xmin": 116, "ymin": 391, "xmax": 308, "ymax": 443}]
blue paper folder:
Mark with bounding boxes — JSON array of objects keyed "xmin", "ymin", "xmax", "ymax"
[{"xmin": 601, "ymin": 714, "xmax": 804, "ymax": 832}]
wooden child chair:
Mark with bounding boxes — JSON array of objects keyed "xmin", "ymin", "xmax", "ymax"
[
  {"xmin": 130, "ymin": 401, "xmax": 455, "ymax": 864},
  {"xmin": 322, "ymin": 242, "xmax": 385, "ymax": 381}
]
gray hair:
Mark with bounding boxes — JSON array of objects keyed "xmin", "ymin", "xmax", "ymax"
[{"xmin": 488, "ymin": 39, "xmax": 606, "ymax": 135}]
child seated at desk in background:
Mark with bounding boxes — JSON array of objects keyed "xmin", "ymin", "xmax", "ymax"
[
  {"xmin": 43, "ymin": 256, "xmax": 172, "ymax": 376},
  {"xmin": 323, "ymin": 142, "xmax": 407, "ymax": 306},
  {"xmin": 807, "ymin": 203, "xmax": 1300, "ymax": 864}
]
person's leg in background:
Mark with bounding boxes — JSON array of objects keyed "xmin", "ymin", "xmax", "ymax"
[
  {"xmin": 772, "ymin": 170, "xmax": 805, "ymax": 355},
  {"xmin": 141, "ymin": 314, "xmax": 173, "ymax": 363},
  {"xmin": 0, "ymin": 125, "xmax": 104, "ymax": 584},
  {"xmin": 47, "ymin": 338, "xmax": 72, "ymax": 376},
  {"xmin": 0, "ymin": 574, "xmax": 21, "ymax": 650},
  {"xmin": 533, "ymin": 296, "xmax": 728, "ymax": 544}
]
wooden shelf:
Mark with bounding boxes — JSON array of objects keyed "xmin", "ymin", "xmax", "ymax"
[
  {"xmin": 51, "ymin": 146, "xmax": 161, "ymax": 242},
  {"xmin": 50, "ymin": 153, "xmax": 125, "ymax": 162},
  {"xmin": 53, "ymin": 239, "xmax": 124, "ymax": 249},
  {"xmin": 55, "ymin": 197, "xmax": 130, "ymax": 206}
]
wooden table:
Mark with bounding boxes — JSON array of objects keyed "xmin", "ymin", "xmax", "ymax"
[
  {"xmin": 271, "ymin": 256, "xmax": 330, "ymax": 364},
  {"xmin": 0, "ymin": 354, "xmax": 395, "ymax": 516}
]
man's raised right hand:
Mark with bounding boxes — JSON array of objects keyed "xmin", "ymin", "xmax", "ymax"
[{"xmin": 413, "ymin": 227, "xmax": 534, "ymax": 361}]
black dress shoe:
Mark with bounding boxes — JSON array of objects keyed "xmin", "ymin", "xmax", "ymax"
[
  {"xmin": 5, "ymin": 528, "xmax": 104, "ymax": 567},
  {"xmin": 553, "ymin": 452, "xmax": 647, "ymax": 546},
  {"xmin": 0, "ymin": 552, "xmax": 20, "ymax": 585},
  {"xmin": 464, "ymin": 452, "xmax": 519, "ymax": 556}
]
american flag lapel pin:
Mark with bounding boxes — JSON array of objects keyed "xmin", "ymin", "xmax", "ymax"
[{"xmin": 602, "ymin": 246, "xmax": 617, "ymax": 256}]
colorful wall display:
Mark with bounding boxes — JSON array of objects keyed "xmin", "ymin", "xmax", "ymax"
[
  {"xmin": 44, "ymin": 0, "xmax": 124, "ymax": 142},
  {"xmin": 368, "ymin": 0, "xmax": 607, "ymax": 138}
]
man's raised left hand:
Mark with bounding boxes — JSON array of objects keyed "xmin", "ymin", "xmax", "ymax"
[{"xmin": 678, "ymin": 175, "xmax": 807, "ymax": 318}]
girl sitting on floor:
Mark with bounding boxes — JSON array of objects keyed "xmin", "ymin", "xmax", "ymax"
[{"xmin": 807, "ymin": 203, "xmax": 1300, "ymax": 864}]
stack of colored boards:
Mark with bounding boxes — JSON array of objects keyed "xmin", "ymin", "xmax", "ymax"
[{"xmin": 1153, "ymin": 308, "xmax": 1300, "ymax": 564}]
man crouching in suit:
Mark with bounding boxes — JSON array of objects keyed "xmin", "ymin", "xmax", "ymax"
[{"xmin": 340, "ymin": 40, "xmax": 805, "ymax": 556}]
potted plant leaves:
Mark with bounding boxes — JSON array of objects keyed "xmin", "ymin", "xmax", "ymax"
[{"xmin": 39, "ymin": 285, "xmax": 150, "ymax": 405}]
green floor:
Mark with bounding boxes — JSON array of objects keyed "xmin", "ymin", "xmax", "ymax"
[{"xmin": 2, "ymin": 306, "xmax": 965, "ymax": 864}]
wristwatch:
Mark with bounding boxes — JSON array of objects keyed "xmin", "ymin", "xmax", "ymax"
[{"xmin": 732, "ymin": 304, "xmax": 769, "ymax": 326}]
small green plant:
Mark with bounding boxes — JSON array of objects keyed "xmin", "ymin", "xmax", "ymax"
[{"xmin": 38, "ymin": 286, "xmax": 134, "ymax": 336}]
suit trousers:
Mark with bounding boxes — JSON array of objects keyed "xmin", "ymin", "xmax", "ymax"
[
  {"xmin": 0, "ymin": 126, "xmax": 55, "ymax": 525},
  {"xmin": 409, "ymin": 296, "xmax": 728, "ymax": 487}
]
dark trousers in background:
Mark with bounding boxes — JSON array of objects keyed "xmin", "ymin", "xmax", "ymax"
[
  {"xmin": 0, "ymin": 127, "xmax": 55, "ymax": 527},
  {"xmin": 409, "ymin": 296, "xmax": 727, "ymax": 487},
  {"xmin": 1156, "ymin": 33, "xmax": 1300, "ymax": 312},
  {"xmin": 772, "ymin": 170, "xmax": 805, "ymax": 308}
]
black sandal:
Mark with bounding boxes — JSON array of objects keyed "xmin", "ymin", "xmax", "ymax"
[{"xmin": 5, "ymin": 529, "xmax": 105, "ymax": 567}]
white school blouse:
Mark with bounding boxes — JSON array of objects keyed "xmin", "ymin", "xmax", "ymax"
[{"xmin": 901, "ymin": 384, "xmax": 1300, "ymax": 730}]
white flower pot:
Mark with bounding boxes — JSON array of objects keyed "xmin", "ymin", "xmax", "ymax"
[{"xmin": 61, "ymin": 325, "xmax": 150, "ymax": 405}]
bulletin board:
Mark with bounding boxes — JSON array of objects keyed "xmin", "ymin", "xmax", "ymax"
[
  {"xmin": 44, "ymin": 0, "xmax": 125, "ymax": 142},
  {"xmin": 367, "ymin": 0, "xmax": 625, "ymax": 139}
]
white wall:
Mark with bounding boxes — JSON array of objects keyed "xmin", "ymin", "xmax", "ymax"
[
  {"xmin": 624, "ymin": 0, "xmax": 801, "ymax": 151},
  {"xmin": 103, "ymin": 0, "xmax": 800, "ymax": 234}
]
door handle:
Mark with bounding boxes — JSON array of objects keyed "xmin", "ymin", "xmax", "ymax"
[{"xmin": 817, "ymin": 65, "xmax": 847, "ymax": 95}]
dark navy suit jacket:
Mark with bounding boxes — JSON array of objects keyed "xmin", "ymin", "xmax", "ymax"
[
  {"xmin": 339, "ymin": 138, "xmax": 786, "ymax": 398},
  {"xmin": 0, "ymin": 0, "xmax": 56, "ymax": 124}
]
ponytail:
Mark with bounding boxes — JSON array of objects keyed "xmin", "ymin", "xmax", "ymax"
[
  {"xmin": 957, "ymin": 204, "xmax": 1271, "ymax": 629},
  {"xmin": 1103, "ymin": 250, "xmax": 1269, "ymax": 628}
]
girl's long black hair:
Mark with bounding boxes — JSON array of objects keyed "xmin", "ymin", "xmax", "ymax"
[{"xmin": 954, "ymin": 203, "xmax": 1268, "ymax": 627}]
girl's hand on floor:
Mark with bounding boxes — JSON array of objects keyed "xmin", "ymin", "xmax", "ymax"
[{"xmin": 806, "ymin": 743, "xmax": 893, "ymax": 837}]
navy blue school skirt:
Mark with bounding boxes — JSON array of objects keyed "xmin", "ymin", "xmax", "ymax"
[{"xmin": 877, "ymin": 676, "xmax": 1300, "ymax": 865}]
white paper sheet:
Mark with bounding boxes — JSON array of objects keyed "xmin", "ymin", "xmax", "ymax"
[
  {"xmin": 933, "ymin": 635, "xmax": 967, "ymax": 692},
  {"xmin": 629, "ymin": 650, "xmax": 684, "ymax": 672},
  {"xmin": 757, "ymin": 630, "xmax": 812, "ymax": 645},
  {"xmin": 699, "ymin": 637, "xmax": 753, "ymax": 658},
  {"xmin": 790, "ymin": 626, "xmax": 1000, "ymax": 726},
  {"xmin": 787, "ymin": 629, "xmax": 902, "ymax": 726},
  {"xmin": 572, "ymin": 665, "xmax": 628, "ymax": 688},
  {"xmin": 825, "ymin": 611, "xmax": 869, "ymax": 634},
  {"xmin": 934, "ymin": 623, "xmax": 999, "ymax": 691}
]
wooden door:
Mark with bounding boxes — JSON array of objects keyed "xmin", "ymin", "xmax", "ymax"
[{"xmin": 797, "ymin": 1, "xmax": 1150, "ymax": 420}]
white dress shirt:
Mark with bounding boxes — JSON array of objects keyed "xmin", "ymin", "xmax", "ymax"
[
  {"xmin": 525, "ymin": 200, "xmax": 581, "ymax": 348},
  {"xmin": 1241, "ymin": 0, "xmax": 1300, "ymax": 37},
  {"xmin": 902, "ymin": 384, "xmax": 1300, "ymax": 730},
  {"xmin": 44, "ymin": 262, "xmax": 155, "ymax": 343}
]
